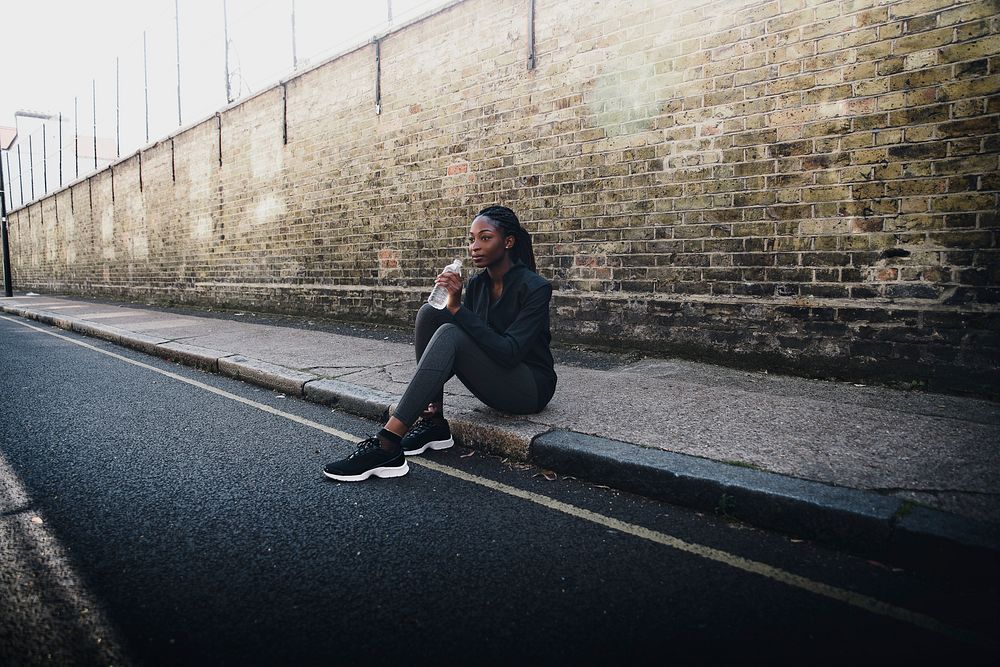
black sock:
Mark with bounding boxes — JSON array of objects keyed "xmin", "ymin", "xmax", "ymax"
[{"xmin": 377, "ymin": 428, "xmax": 402, "ymax": 451}]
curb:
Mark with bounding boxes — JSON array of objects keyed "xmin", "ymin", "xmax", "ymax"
[
  {"xmin": 3, "ymin": 303, "xmax": 997, "ymax": 570},
  {"xmin": 531, "ymin": 430, "xmax": 1000, "ymax": 571},
  {"xmin": 220, "ymin": 355, "xmax": 318, "ymax": 396},
  {"xmin": 304, "ymin": 379, "xmax": 396, "ymax": 420}
]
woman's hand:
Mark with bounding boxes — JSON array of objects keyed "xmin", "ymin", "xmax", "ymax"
[{"xmin": 435, "ymin": 270, "xmax": 464, "ymax": 314}]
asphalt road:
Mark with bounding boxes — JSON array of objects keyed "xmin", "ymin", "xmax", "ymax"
[{"xmin": 0, "ymin": 314, "xmax": 997, "ymax": 666}]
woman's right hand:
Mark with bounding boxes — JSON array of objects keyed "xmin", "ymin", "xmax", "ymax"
[{"xmin": 435, "ymin": 270, "xmax": 464, "ymax": 314}]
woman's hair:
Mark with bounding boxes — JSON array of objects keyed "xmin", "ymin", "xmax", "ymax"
[{"xmin": 476, "ymin": 205, "xmax": 536, "ymax": 272}]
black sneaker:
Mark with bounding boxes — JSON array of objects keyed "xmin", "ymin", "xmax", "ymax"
[
  {"xmin": 401, "ymin": 417, "xmax": 454, "ymax": 456},
  {"xmin": 323, "ymin": 437, "xmax": 409, "ymax": 481}
]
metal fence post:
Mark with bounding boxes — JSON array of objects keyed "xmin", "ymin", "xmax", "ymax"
[
  {"xmin": 224, "ymin": 0, "xmax": 232, "ymax": 103},
  {"xmin": 42, "ymin": 124, "xmax": 47, "ymax": 194},
  {"xmin": 92, "ymin": 79, "xmax": 98, "ymax": 170},
  {"xmin": 28, "ymin": 135, "xmax": 34, "ymax": 201},
  {"xmin": 2, "ymin": 152, "xmax": 11, "ymax": 210},
  {"xmin": 291, "ymin": 0, "xmax": 298, "ymax": 69},
  {"xmin": 58, "ymin": 113, "xmax": 63, "ymax": 187},
  {"xmin": 116, "ymin": 56, "xmax": 121, "ymax": 157},
  {"xmin": 74, "ymin": 96, "xmax": 79, "ymax": 179},
  {"xmin": 0, "ymin": 148, "xmax": 12, "ymax": 296},
  {"xmin": 16, "ymin": 145, "xmax": 23, "ymax": 204},
  {"xmin": 144, "ymin": 31, "xmax": 150, "ymax": 143},
  {"xmin": 176, "ymin": 0, "xmax": 183, "ymax": 126}
]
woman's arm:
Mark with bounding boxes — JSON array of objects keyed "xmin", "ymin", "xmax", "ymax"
[{"xmin": 451, "ymin": 283, "xmax": 552, "ymax": 367}]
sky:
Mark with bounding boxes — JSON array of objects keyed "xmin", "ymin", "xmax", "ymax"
[
  {"xmin": 2, "ymin": 0, "xmax": 453, "ymax": 127},
  {"xmin": 3, "ymin": 0, "xmax": 163, "ymax": 127},
  {"xmin": 2, "ymin": 0, "xmax": 451, "ymax": 208},
  {"xmin": 0, "ymin": 0, "xmax": 446, "ymax": 139}
]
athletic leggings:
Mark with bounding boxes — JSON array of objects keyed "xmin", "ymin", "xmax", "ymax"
[{"xmin": 392, "ymin": 303, "xmax": 539, "ymax": 426}]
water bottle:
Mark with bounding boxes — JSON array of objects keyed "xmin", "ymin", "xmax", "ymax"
[{"xmin": 427, "ymin": 259, "xmax": 462, "ymax": 309}]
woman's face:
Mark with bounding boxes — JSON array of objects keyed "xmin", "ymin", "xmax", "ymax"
[{"xmin": 468, "ymin": 216, "xmax": 511, "ymax": 269}]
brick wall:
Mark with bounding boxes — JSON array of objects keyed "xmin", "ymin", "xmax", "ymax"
[{"xmin": 7, "ymin": 0, "xmax": 1000, "ymax": 396}]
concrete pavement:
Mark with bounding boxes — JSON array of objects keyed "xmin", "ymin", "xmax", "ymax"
[{"xmin": 2, "ymin": 292, "xmax": 997, "ymax": 568}]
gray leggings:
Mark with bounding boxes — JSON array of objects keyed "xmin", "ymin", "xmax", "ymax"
[{"xmin": 392, "ymin": 303, "xmax": 539, "ymax": 426}]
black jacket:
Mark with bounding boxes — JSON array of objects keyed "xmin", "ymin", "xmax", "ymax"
[{"xmin": 452, "ymin": 261, "xmax": 557, "ymax": 411}]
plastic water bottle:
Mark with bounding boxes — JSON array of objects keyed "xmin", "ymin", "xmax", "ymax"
[{"xmin": 427, "ymin": 259, "xmax": 462, "ymax": 309}]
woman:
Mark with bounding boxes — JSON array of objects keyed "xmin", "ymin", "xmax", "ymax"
[{"xmin": 323, "ymin": 206, "xmax": 557, "ymax": 481}]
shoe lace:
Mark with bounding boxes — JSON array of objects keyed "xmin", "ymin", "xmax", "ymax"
[
  {"xmin": 409, "ymin": 417, "xmax": 438, "ymax": 436},
  {"xmin": 348, "ymin": 436, "xmax": 381, "ymax": 459}
]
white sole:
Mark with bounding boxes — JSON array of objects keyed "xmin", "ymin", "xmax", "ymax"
[
  {"xmin": 404, "ymin": 437, "xmax": 454, "ymax": 456},
  {"xmin": 323, "ymin": 461, "xmax": 410, "ymax": 482}
]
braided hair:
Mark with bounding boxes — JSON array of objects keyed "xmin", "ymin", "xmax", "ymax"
[{"xmin": 475, "ymin": 205, "xmax": 536, "ymax": 272}]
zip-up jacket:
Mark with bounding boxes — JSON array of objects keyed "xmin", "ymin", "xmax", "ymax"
[{"xmin": 451, "ymin": 261, "xmax": 557, "ymax": 411}]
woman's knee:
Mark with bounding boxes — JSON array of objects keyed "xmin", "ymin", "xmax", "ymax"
[
  {"xmin": 415, "ymin": 302, "xmax": 451, "ymax": 329},
  {"xmin": 426, "ymin": 322, "xmax": 461, "ymax": 347}
]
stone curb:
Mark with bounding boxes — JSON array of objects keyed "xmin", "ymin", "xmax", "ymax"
[
  {"xmin": 18, "ymin": 308, "xmax": 80, "ymax": 333},
  {"xmin": 67, "ymin": 319, "xmax": 127, "ymax": 343},
  {"xmin": 154, "ymin": 342, "xmax": 226, "ymax": 372},
  {"xmin": 304, "ymin": 379, "xmax": 396, "ymax": 420},
  {"xmin": 530, "ymin": 430, "xmax": 1000, "ymax": 570},
  {"xmin": 4, "ymin": 303, "xmax": 997, "ymax": 570},
  {"xmin": 219, "ymin": 355, "xmax": 318, "ymax": 396},
  {"xmin": 117, "ymin": 331, "xmax": 173, "ymax": 356},
  {"xmin": 890, "ymin": 505, "xmax": 1000, "ymax": 571}
]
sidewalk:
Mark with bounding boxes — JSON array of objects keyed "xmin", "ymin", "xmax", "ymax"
[{"xmin": 2, "ymin": 292, "xmax": 998, "ymax": 567}]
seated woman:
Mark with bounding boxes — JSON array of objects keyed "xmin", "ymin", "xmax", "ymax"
[{"xmin": 323, "ymin": 205, "xmax": 557, "ymax": 481}]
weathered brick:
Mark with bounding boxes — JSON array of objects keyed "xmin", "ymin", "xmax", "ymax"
[
  {"xmin": 893, "ymin": 26, "xmax": 956, "ymax": 56},
  {"xmin": 888, "ymin": 0, "xmax": 943, "ymax": 20}
]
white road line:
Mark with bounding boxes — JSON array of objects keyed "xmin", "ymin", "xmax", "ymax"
[{"xmin": 1, "ymin": 314, "xmax": 993, "ymax": 649}]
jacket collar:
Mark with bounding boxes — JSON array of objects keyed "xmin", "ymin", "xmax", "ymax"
[{"xmin": 476, "ymin": 258, "xmax": 525, "ymax": 288}]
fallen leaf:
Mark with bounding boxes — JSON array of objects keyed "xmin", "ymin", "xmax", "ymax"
[{"xmin": 30, "ymin": 516, "xmax": 43, "ymax": 525}]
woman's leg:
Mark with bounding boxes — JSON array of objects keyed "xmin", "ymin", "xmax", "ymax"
[
  {"xmin": 413, "ymin": 303, "xmax": 450, "ymax": 415},
  {"xmin": 324, "ymin": 303, "xmax": 538, "ymax": 480},
  {"xmin": 391, "ymin": 323, "xmax": 538, "ymax": 428},
  {"xmin": 414, "ymin": 303, "xmax": 451, "ymax": 359}
]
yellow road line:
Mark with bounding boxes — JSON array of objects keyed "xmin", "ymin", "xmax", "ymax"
[{"xmin": 2, "ymin": 314, "xmax": 993, "ymax": 650}]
